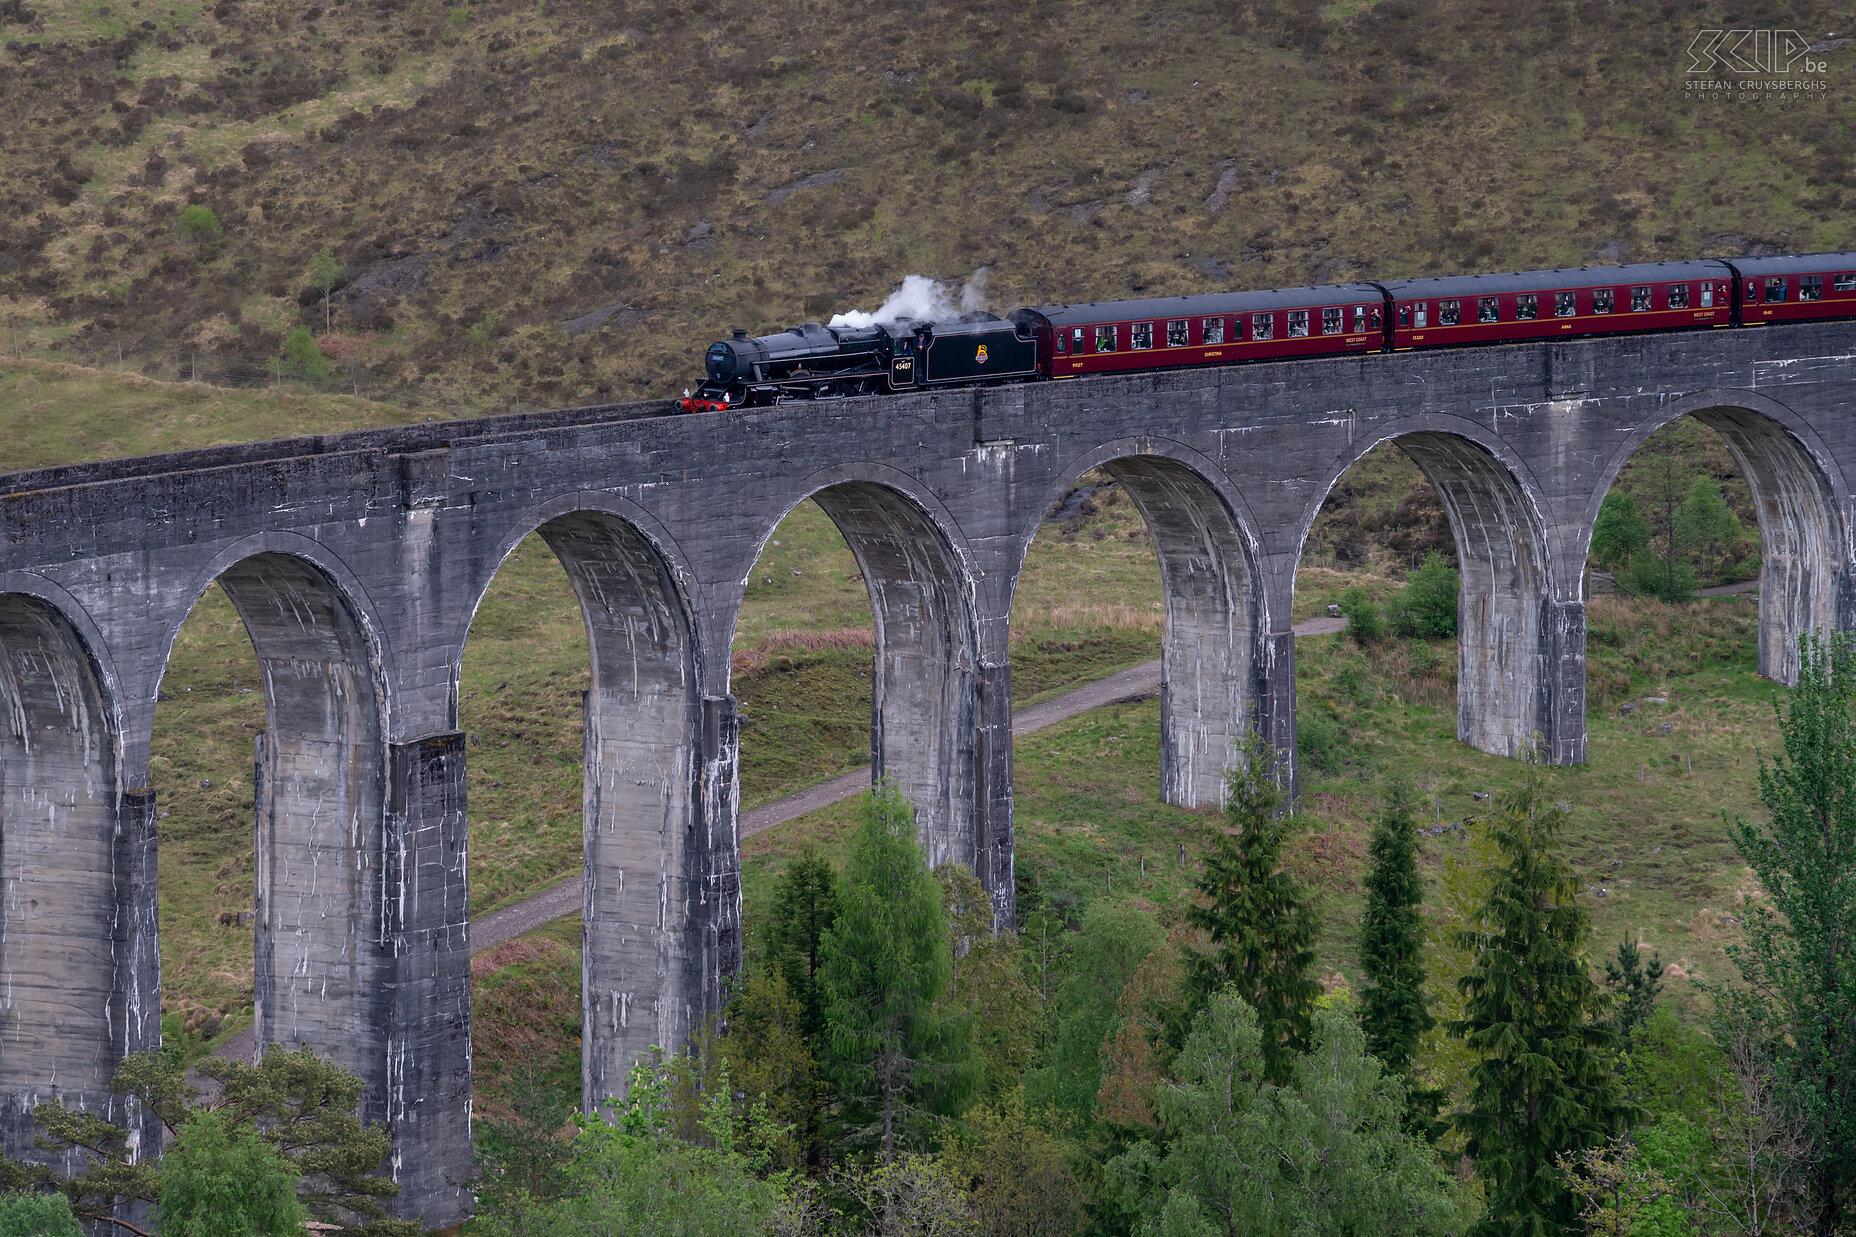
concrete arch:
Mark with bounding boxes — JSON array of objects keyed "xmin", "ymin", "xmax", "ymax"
[
  {"xmin": 459, "ymin": 500, "xmax": 712, "ymax": 1114},
  {"xmin": 751, "ymin": 465, "xmax": 983, "ymax": 876},
  {"xmin": 0, "ymin": 592, "xmax": 138, "ymax": 1173},
  {"xmin": 1301, "ymin": 418, "xmax": 1562, "ymax": 761},
  {"xmin": 156, "ymin": 531, "xmax": 389, "ymax": 725},
  {"xmin": 163, "ymin": 554, "xmax": 392, "ymax": 1107},
  {"xmin": 1024, "ymin": 438, "xmax": 1269, "ymax": 809},
  {"xmin": 1585, "ymin": 390, "xmax": 1851, "ymax": 686}
]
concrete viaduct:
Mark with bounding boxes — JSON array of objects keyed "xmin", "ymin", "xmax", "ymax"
[{"xmin": 2, "ymin": 321, "xmax": 1853, "ymax": 1225}]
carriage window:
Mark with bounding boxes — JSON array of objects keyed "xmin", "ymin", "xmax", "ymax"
[
  {"xmin": 1836, "ymin": 274, "xmax": 1856, "ymax": 292},
  {"xmin": 1766, "ymin": 277, "xmax": 1787, "ymax": 303},
  {"xmin": 1438, "ymin": 300, "xmax": 1461, "ymax": 326},
  {"xmin": 1288, "ymin": 310, "xmax": 1309, "ymax": 337},
  {"xmin": 1167, "ymin": 319, "xmax": 1189, "ymax": 347},
  {"xmin": 1477, "ymin": 297, "xmax": 1500, "ymax": 322},
  {"xmin": 1593, "ymin": 288, "xmax": 1614, "ymax": 314},
  {"xmin": 1630, "ymin": 285, "xmax": 1652, "ymax": 311},
  {"xmin": 1055, "ymin": 331, "xmax": 1067, "ymax": 355},
  {"xmin": 1516, "ymin": 294, "xmax": 1538, "ymax": 321},
  {"xmin": 1667, "ymin": 283, "xmax": 1689, "ymax": 309},
  {"xmin": 1321, "ymin": 307, "xmax": 1342, "ymax": 335},
  {"xmin": 1701, "ymin": 284, "xmax": 1715, "ymax": 307},
  {"xmin": 1801, "ymin": 275, "xmax": 1823, "ymax": 302},
  {"xmin": 1095, "ymin": 325, "xmax": 1117, "ymax": 352},
  {"xmin": 1252, "ymin": 313, "xmax": 1274, "ymax": 340},
  {"xmin": 1414, "ymin": 303, "xmax": 1427, "ymax": 328},
  {"xmin": 1131, "ymin": 322, "xmax": 1154, "ymax": 349},
  {"xmin": 1554, "ymin": 291, "xmax": 1577, "ymax": 317},
  {"xmin": 1353, "ymin": 305, "xmax": 1368, "ymax": 333},
  {"xmin": 1398, "ymin": 305, "xmax": 1411, "ymax": 328},
  {"xmin": 1201, "ymin": 316, "xmax": 1225, "ymax": 344}
]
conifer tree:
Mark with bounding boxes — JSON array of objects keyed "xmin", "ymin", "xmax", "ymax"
[
  {"xmin": 1728, "ymin": 630, "xmax": 1856, "ymax": 1234},
  {"xmin": 1603, "ymin": 934, "xmax": 1664, "ymax": 1040},
  {"xmin": 1360, "ymin": 777, "xmax": 1433, "ymax": 1076},
  {"xmin": 765, "ymin": 848, "xmax": 840, "ymax": 1044},
  {"xmin": 1452, "ymin": 778, "xmax": 1637, "ymax": 1236},
  {"xmin": 1186, "ymin": 730, "xmax": 1319, "ymax": 1084},
  {"xmin": 820, "ymin": 784, "xmax": 975, "ymax": 1160}
]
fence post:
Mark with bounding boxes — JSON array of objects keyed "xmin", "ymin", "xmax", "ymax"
[{"xmin": 275, "ymin": 356, "xmax": 281, "ymax": 387}]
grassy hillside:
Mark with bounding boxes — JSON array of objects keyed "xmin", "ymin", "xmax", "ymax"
[
  {"xmin": 0, "ymin": 356, "xmax": 423, "ymax": 469},
  {"xmin": 2, "ymin": 0, "xmax": 1852, "ymax": 411}
]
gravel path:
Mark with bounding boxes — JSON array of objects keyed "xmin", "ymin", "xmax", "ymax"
[
  {"xmin": 209, "ymin": 613, "xmax": 1347, "ymax": 1065},
  {"xmin": 470, "ymin": 611, "xmax": 1350, "ymax": 955}
]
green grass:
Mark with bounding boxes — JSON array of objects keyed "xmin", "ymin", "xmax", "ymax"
[
  {"xmin": 0, "ymin": 358, "xmax": 425, "ymax": 472},
  {"xmin": 490, "ymin": 589, "xmax": 1776, "ymax": 1117}
]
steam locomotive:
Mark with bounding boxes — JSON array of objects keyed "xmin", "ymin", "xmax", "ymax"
[{"xmin": 680, "ymin": 252, "xmax": 1856, "ymax": 411}]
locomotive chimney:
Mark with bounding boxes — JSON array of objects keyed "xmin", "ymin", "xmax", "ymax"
[{"xmin": 731, "ymin": 327, "xmax": 747, "ymax": 339}]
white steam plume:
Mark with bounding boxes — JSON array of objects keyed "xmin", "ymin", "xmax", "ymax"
[{"xmin": 828, "ymin": 269, "xmax": 992, "ymax": 329}]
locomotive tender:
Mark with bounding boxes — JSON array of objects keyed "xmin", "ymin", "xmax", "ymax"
[{"xmin": 680, "ymin": 252, "xmax": 1856, "ymax": 410}]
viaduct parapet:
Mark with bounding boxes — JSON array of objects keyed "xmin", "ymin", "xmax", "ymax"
[{"xmin": 3, "ymin": 323, "xmax": 1852, "ymax": 1225}]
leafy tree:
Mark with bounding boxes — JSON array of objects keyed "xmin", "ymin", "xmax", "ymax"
[
  {"xmin": 1603, "ymin": 935, "xmax": 1665, "ymax": 1040},
  {"xmin": 1590, "ymin": 490, "xmax": 1651, "ymax": 573},
  {"xmin": 1555, "ymin": 1140, "xmax": 1681, "ymax": 1237},
  {"xmin": 311, "ymin": 245, "xmax": 343, "ymax": 333},
  {"xmin": 282, "ymin": 325, "xmax": 327, "ymax": 383},
  {"xmin": 1675, "ymin": 479, "xmax": 1747, "ymax": 584},
  {"xmin": 836, "ymin": 1152, "xmax": 979, "ymax": 1237},
  {"xmin": 1337, "ymin": 585, "xmax": 1383, "ymax": 644},
  {"xmin": 1359, "ymin": 777, "xmax": 1434, "ymax": 1076},
  {"xmin": 1108, "ymin": 994, "xmax": 1471, "ymax": 1236},
  {"xmin": 1622, "ymin": 1006, "xmax": 1721, "ymax": 1132},
  {"xmin": 470, "ymin": 1063, "xmax": 576, "ymax": 1229},
  {"xmin": 719, "ymin": 968, "xmax": 825, "ymax": 1174},
  {"xmin": 15, "ymin": 1044, "xmax": 413, "ymax": 1235},
  {"xmin": 1726, "ymin": 630, "xmax": 1856, "ymax": 1234},
  {"xmin": 177, "ymin": 204, "xmax": 222, "ymax": 245},
  {"xmin": 939, "ymin": 865, "xmax": 1038, "ymax": 1102},
  {"xmin": 1451, "ymin": 778, "xmax": 1638, "ymax": 1236},
  {"xmin": 821, "ymin": 785, "xmax": 975, "ymax": 1159},
  {"xmin": 156, "ymin": 1110, "xmax": 304, "ymax": 1237},
  {"xmin": 473, "ymin": 1055, "xmax": 798, "ymax": 1237},
  {"xmin": 1626, "ymin": 551, "xmax": 1697, "ymax": 604},
  {"xmin": 1391, "ymin": 552, "xmax": 1459, "ymax": 639},
  {"xmin": 942, "ymin": 1091, "xmax": 1082, "ymax": 1237},
  {"xmin": 1185, "ymin": 730, "xmax": 1319, "ymax": 1083},
  {"xmin": 1024, "ymin": 901, "xmax": 1163, "ymax": 1123},
  {"xmin": 0, "ymin": 1192, "xmax": 82, "ymax": 1237}
]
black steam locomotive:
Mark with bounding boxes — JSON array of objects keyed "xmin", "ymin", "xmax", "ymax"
[
  {"xmin": 680, "ymin": 312, "xmax": 1038, "ymax": 410},
  {"xmin": 681, "ymin": 251, "xmax": 1856, "ymax": 410}
]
